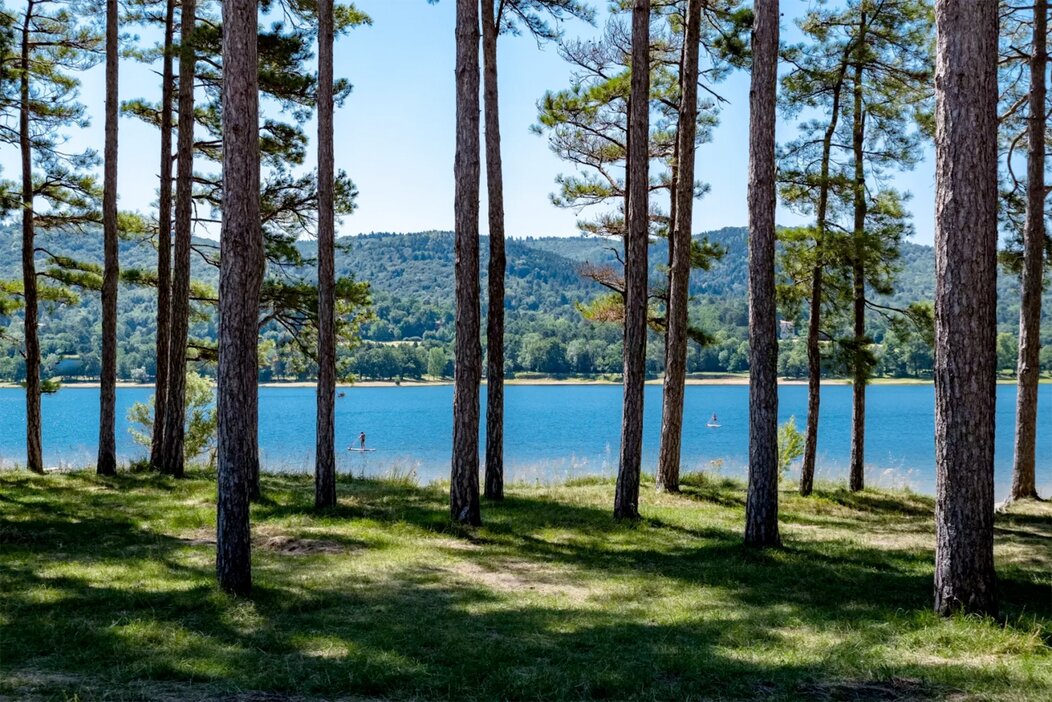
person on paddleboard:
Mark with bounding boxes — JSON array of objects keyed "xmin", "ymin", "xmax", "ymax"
[
  {"xmin": 359, "ymin": 431, "xmax": 366, "ymax": 450},
  {"xmin": 711, "ymin": 413, "xmax": 718, "ymax": 425}
]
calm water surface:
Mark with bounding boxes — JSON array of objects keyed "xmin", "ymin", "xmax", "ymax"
[{"xmin": 0, "ymin": 384, "xmax": 1048, "ymax": 499}]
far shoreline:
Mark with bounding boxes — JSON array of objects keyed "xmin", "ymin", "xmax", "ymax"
[{"xmin": 2, "ymin": 375, "xmax": 1045, "ymax": 390}]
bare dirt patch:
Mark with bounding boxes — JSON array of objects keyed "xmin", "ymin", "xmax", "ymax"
[
  {"xmin": 258, "ymin": 534, "xmax": 345, "ymax": 556},
  {"xmin": 438, "ymin": 557, "xmax": 594, "ymax": 601},
  {"xmin": 177, "ymin": 527, "xmax": 347, "ymax": 556}
]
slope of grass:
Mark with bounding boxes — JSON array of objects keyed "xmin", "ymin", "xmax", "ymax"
[{"xmin": 1, "ymin": 470, "xmax": 1049, "ymax": 701}]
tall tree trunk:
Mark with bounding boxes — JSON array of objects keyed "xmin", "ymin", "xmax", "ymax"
[
  {"xmin": 160, "ymin": 0, "xmax": 197, "ymax": 479},
  {"xmin": 849, "ymin": 265, "xmax": 866, "ymax": 490},
  {"xmin": 614, "ymin": 0, "xmax": 650, "ymax": 521},
  {"xmin": 849, "ymin": 52, "xmax": 867, "ymax": 493},
  {"xmin": 315, "ymin": 0, "xmax": 337, "ymax": 510},
  {"xmin": 1009, "ymin": 0, "xmax": 1047, "ymax": 501},
  {"xmin": 482, "ymin": 0, "xmax": 506, "ymax": 501},
  {"xmin": 801, "ymin": 263, "xmax": 822, "ymax": 489},
  {"xmin": 97, "ymin": 0, "xmax": 120, "ymax": 477},
  {"xmin": 216, "ymin": 0, "xmax": 261, "ymax": 597},
  {"xmin": 19, "ymin": 2, "xmax": 43, "ymax": 475},
  {"xmin": 450, "ymin": 0, "xmax": 482, "ymax": 526},
  {"xmin": 744, "ymin": 0, "xmax": 780, "ymax": 546},
  {"xmin": 798, "ymin": 71, "xmax": 845, "ymax": 497},
  {"xmin": 150, "ymin": 0, "xmax": 177, "ymax": 470},
  {"xmin": 932, "ymin": 0, "xmax": 998, "ymax": 617},
  {"xmin": 656, "ymin": 0, "xmax": 701, "ymax": 493}
]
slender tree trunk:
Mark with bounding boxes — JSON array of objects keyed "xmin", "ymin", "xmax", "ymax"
[
  {"xmin": 19, "ymin": 2, "xmax": 43, "ymax": 475},
  {"xmin": 97, "ymin": 0, "xmax": 120, "ymax": 477},
  {"xmin": 798, "ymin": 72, "xmax": 845, "ymax": 497},
  {"xmin": 665, "ymin": 109, "xmax": 680, "ymax": 372},
  {"xmin": 801, "ymin": 264, "xmax": 822, "ymax": 488},
  {"xmin": 849, "ymin": 54, "xmax": 867, "ymax": 493},
  {"xmin": 932, "ymin": 0, "xmax": 998, "ymax": 617},
  {"xmin": 1010, "ymin": 0, "xmax": 1046, "ymax": 501},
  {"xmin": 450, "ymin": 0, "xmax": 482, "ymax": 526},
  {"xmin": 614, "ymin": 0, "xmax": 650, "ymax": 521},
  {"xmin": 160, "ymin": 0, "xmax": 197, "ymax": 479},
  {"xmin": 150, "ymin": 0, "xmax": 177, "ymax": 470},
  {"xmin": 657, "ymin": 0, "xmax": 701, "ymax": 493},
  {"xmin": 315, "ymin": 0, "xmax": 337, "ymax": 510},
  {"xmin": 849, "ymin": 271, "xmax": 866, "ymax": 489},
  {"xmin": 482, "ymin": 0, "xmax": 506, "ymax": 501},
  {"xmin": 216, "ymin": 0, "xmax": 260, "ymax": 597},
  {"xmin": 744, "ymin": 0, "xmax": 780, "ymax": 546}
]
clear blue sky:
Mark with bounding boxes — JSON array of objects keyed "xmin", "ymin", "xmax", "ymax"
[{"xmin": 7, "ymin": 0, "xmax": 938, "ymax": 244}]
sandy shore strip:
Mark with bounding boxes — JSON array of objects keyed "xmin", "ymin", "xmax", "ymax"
[{"xmin": 0, "ymin": 376, "xmax": 1043, "ymax": 390}]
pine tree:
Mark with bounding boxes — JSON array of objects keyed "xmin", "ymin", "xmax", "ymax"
[
  {"xmin": 743, "ymin": 0, "xmax": 780, "ymax": 546},
  {"xmin": 315, "ymin": 0, "xmax": 337, "ymax": 509},
  {"xmin": 656, "ymin": 0, "xmax": 702, "ymax": 493},
  {"xmin": 215, "ymin": 0, "xmax": 260, "ymax": 597},
  {"xmin": 311, "ymin": 0, "xmax": 370, "ymax": 511},
  {"xmin": 777, "ymin": 6, "xmax": 853, "ymax": 497},
  {"xmin": 614, "ymin": 0, "xmax": 650, "ymax": 521},
  {"xmin": 481, "ymin": 0, "xmax": 505, "ymax": 501},
  {"xmin": 150, "ymin": 0, "xmax": 176, "ymax": 470},
  {"xmin": 158, "ymin": 0, "xmax": 197, "ymax": 478},
  {"xmin": 96, "ymin": 0, "xmax": 120, "ymax": 476},
  {"xmin": 1003, "ymin": 0, "xmax": 1048, "ymax": 501},
  {"xmin": 932, "ymin": 0, "xmax": 998, "ymax": 617},
  {"xmin": 450, "ymin": 0, "xmax": 482, "ymax": 526}
]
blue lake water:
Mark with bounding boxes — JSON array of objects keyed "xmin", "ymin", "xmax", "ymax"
[{"xmin": 0, "ymin": 384, "xmax": 1048, "ymax": 499}]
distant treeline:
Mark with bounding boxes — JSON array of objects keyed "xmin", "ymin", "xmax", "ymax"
[{"xmin": 0, "ymin": 227, "xmax": 1048, "ymax": 382}]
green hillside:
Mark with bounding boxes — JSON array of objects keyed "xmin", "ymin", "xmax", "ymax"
[{"xmin": 0, "ymin": 226, "xmax": 1048, "ymax": 382}]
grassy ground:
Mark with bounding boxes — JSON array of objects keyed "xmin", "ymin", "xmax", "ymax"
[{"xmin": 1, "ymin": 470, "xmax": 1049, "ymax": 701}]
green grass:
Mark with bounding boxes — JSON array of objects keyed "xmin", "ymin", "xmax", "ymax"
[{"xmin": 1, "ymin": 470, "xmax": 1049, "ymax": 701}]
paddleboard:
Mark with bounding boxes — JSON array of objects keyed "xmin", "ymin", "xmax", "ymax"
[
  {"xmin": 706, "ymin": 423, "xmax": 721, "ymax": 428},
  {"xmin": 347, "ymin": 448, "xmax": 377, "ymax": 452}
]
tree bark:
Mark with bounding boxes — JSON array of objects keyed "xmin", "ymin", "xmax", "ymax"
[
  {"xmin": 932, "ymin": 0, "xmax": 998, "ymax": 617},
  {"xmin": 1009, "ymin": 0, "xmax": 1046, "ymax": 501},
  {"xmin": 450, "ymin": 0, "xmax": 482, "ymax": 526},
  {"xmin": 614, "ymin": 0, "xmax": 650, "ymax": 521},
  {"xmin": 801, "ymin": 262, "xmax": 822, "ymax": 490},
  {"xmin": 849, "ymin": 52, "xmax": 867, "ymax": 493},
  {"xmin": 798, "ymin": 69, "xmax": 845, "ymax": 497},
  {"xmin": 656, "ymin": 0, "xmax": 701, "ymax": 494},
  {"xmin": 216, "ymin": 0, "xmax": 261, "ymax": 597},
  {"xmin": 19, "ymin": 1, "xmax": 43, "ymax": 475},
  {"xmin": 849, "ymin": 267, "xmax": 866, "ymax": 490},
  {"xmin": 97, "ymin": 0, "xmax": 120, "ymax": 477},
  {"xmin": 160, "ymin": 0, "xmax": 197, "ymax": 479},
  {"xmin": 482, "ymin": 0, "xmax": 506, "ymax": 502},
  {"xmin": 744, "ymin": 0, "xmax": 780, "ymax": 547},
  {"xmin": 315, "ymin": 0, "xmax": 337, "ymax": 510},
  {"xmin": 150, "ymin": 0, "xmax": 177, "ymax": 470}
]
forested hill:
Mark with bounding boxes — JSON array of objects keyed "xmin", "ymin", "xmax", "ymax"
[
  {"xmin": 0, "ymin": 224, "xmax": 1014, "ymax": 309},
  {"xmin": 0, "ymin": 226, "xmax": 1047, "ymax": 381}
]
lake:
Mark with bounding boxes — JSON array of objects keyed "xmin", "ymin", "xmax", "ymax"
[{"xmin": 0, "ymin": 384, "xmax": 1048, "ymax": 499}]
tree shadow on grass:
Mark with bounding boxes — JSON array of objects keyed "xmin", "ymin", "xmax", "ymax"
[
  {"xmin": 1, "ymin": 472, "xmax": 1050, "ymax": 700},
  {"xmin": 2, "ymin": 560, "xmax": 1038, "ymax": 701}
]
